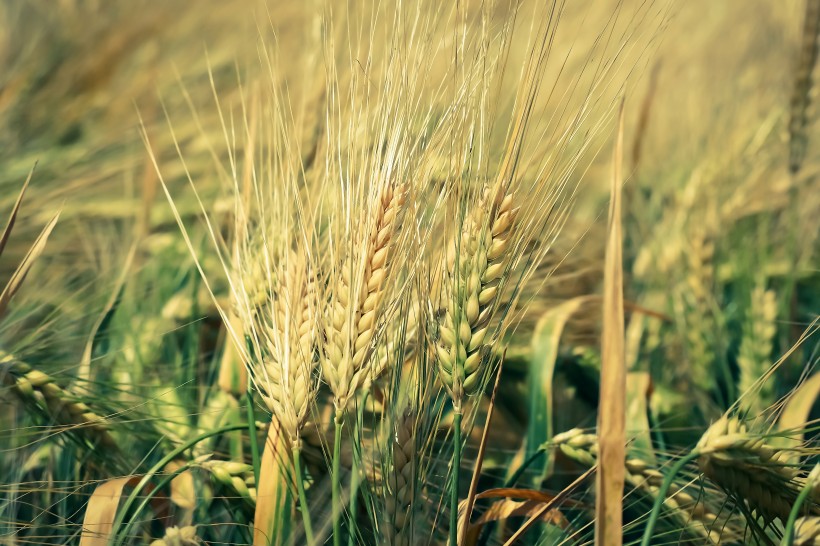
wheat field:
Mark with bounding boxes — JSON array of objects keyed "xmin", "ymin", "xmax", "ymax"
[{"xmin": 0, "ymin": 1, "xmax": 818, "ymax": 545}]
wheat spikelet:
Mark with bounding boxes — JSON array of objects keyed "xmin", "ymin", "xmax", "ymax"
[
  {"xmin": 552, "ymin": 429, "xmax": 730, "ymax": 543},
  {"xmin": 696, "ymin": 416, "xmax": 806, "ymax": 523},
  {"xmin": 435, "ymin": 187, "xmax": 518, "ymax": 410},
  {"xmin": 789, "ymin": 0, "xmax": 820, "ymax": 174},
  {"xmin": 323, "ymin": 180, "xmax": 407, "ymax": 412},
  {"xmin": 737, "ymin": 283, "xmax": 778, "ymax": 412},
  {"xmin": 2, "ymin": 352, "xmax": 117, "ymax": 450},
  {"xmin": 149, "ymin": 525, "xmax": 200, "ymax": 546},
  {"xmin": 201, "ymin": 459, "xmax": 257, "ymax": 507}
]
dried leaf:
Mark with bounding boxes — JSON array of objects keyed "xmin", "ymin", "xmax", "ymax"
[
  {"xmin": 595, "ymin": 100, "xmax": 626, "ymax": 546},
  {"xmin": 0, "ymin": 210, "xmax": 60, "ymax": 319},
  {"xmin": 80, "ymin": 476, "xmax": 141, "ymax": 546},
  {"xmin": 779, "ymin": 372, "xmax": 820, "ymax": 451},
  {"xmin": 474, "ymin": 498, "xmax": 568, "ymax": 528},
  {"xmin": 253, "ymin": 419, "xmax": 292, "ymax": 546},
  {"xmin": 0, "ymin": 165, "xmax": 35, "ymax": 259}
]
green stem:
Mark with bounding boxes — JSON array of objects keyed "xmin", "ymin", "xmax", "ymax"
[
  {"xmin": 294, "ymin": 445, "xmax": 315, "ymax": 545},
  {"xmin": 639, "ymin": 449, "xmax": 700, "ymax": 546},
  {"xmin": 112, "ymin": 423, "xmax": 247, "ymax": 545},
  {"xmin": 333, "ymin": 411, "xmax": 344, "ymax": 546},
  {"xmin": 246, "ymin": 381, "xmax": 260, "ymax": 484},
  {"xmin": 450, "ymin": 410, "xmax": 463, "ymax": 546},
  {"xmin": 348, "ymin": 457, "xmax": 360, "ymax": 546},
  {"xmin": 348, "ymin": 394, "xmax": 367, "ymax": 546},
  {"xmin": 506, "ymin": 449, "xmax": 545, "ymax": 488},
  {"xmin": 781, "ymin": 466, "xmax": 819, "ymax": 546}
]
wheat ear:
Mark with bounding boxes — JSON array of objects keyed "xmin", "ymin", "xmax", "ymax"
[
  {"xmin": 383, "ymin": 406, "xmax": 418, "ymax": 546},
  {"xmin": 794, "ymin": 516, "xmax": 820, "ymax": 545},
  {"xmin": 696, "ymin": 416, "xmax": 807, "ymax": 523},
  {"xmin": 553, "ymin": 429, "xmax": 729, "ymax": 543},
  {"xmin": 436, "ymin": 188, "xmax": 518, "ymax": 411},
  {"xmin": 2, "ymin": 353, "xmax": 117, "ymax": 450},
  {"xmin": 789, "ymin": 0, "xmax": 820, "ymax": 174},
  {"xmin": 149, "ymin": 526, "xmax": 200, "ymax": 546},
  {"xmin": 323, "ymin": 179, "xmax": 406, "ymax": 546},
  {"xmin": 323, "ymin": 180, "xmax": 406, "ymax": 412},
  {"xmin": 258, "ymin": 252, "xmax": 319, "ymax": 448}
]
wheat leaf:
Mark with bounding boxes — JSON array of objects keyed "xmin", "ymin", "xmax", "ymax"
[{"xmin": 595, "ymin": 99, "xmax": 626, "ymax": 546}]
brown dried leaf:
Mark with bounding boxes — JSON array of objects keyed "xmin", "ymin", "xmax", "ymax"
[{"xmin": 79, "ymin": 476, "xmax": 141, "ymax": 546}]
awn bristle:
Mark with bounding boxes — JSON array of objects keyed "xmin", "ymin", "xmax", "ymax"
[
  {"xmin": 435, "ymin": 188, "xmax": 518, "ymax": 410},
  {"xmin": 696, "ymin": 416, "xmax": 806, "ymax": 522},
  {"xmin": 323, "ymin": 180, "xmax": 407, "ymax": 412}
]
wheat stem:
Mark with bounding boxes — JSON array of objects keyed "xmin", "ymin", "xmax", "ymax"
[
  {"xmin": 348, "ymin": 456, "xmax": 360, "ymax": 546},
  {"xmin": 639, "ymin": 450, "xmax": 700, "ymax": 546},
  {"xmin": 294, "ymin": 445, "xmax": 315, "ymax": 545},
  {"xmin": 112, "ymin": 423, "xmax": 247, "ymax": 545},
  {"xmin": 246, "ymin": 380, "xmax": 260, "ymax": 484},
  {"xmin": 333, "ymin": 411, "xmax": 344, "ymax": 546},
  {"xmin": 450, "ymin": 410, "xmax": 463, "ymax": 546}
]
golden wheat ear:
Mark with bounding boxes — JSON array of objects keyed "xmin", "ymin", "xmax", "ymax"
[
  {"xmin": 696, "ymin": 416, "xmax": 811, "ymax": 523},
  {"xmin": 789, "ymin": 0, "xmax": 820, "ymax": 174}
]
